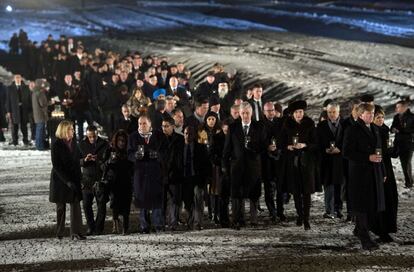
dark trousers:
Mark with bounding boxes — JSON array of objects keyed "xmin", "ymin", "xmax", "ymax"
[
  {"xmin": 276, "ymin": 190, "xmax": 285, "ymax": 217},
  {"xmin": 56, "ymin": 200, "xmax": 83, "ymax": 236},
  {"xmin": 354, "ymin": 212, "xmax": 372, "ymax": 243},
  {"xmin": 324, "ymin": 184, "xmax": 343, "ymax": 214},
  {"xmin": 166, "ymin": 184, "xmax": 181, "ymax": 227},
  {"xmin": 232, "ymin": 198, "xmax": 256, "ymax": 225},
  {"xmin": 12, "ymin": 122, "xmax": 28, "ymax": 145},
  {"xmin": 82, "ymin": 191, "xmax": 107, "ymax": 233},
  {"xmin": 399, "ymin": 149, "xmax": 413, "ymax": 188},
  {"xmin": 113, "ymin": 209, "xmax": 129, "ymax": 232},
  {"xmin": 264, "ymin": 179, "xmax": 277, "ymax": 217},
  {"xmin": 139, "ymin": 209, "xmax": 163, "ymax": 230},
  {"xmin": 293, "ymin": 193, "xmax": 311, "ymax": 222}
]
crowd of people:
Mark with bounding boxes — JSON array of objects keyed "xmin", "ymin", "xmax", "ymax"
[{"xmin": 1, "ymin": 31, "xmax": 412, "ymax": 251}]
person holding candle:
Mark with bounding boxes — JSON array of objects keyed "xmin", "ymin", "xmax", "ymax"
[
  {"xmin": 316, "ymin": 102, "xmax": 345, "ymax": 220},
  {"xmin": 371, "ymin": 105, "xmax": 398, "ymax": 243},
  {"xmin": 279, "ymin": 100, "xmax": 318, "ymax": 230},
  {"xmin": 343, "ymin": 103, "xmax": 386, "ymax": 250},
  {"xmin": 222, "ymin": 101, "xmax": 267, "ymax": 229}
]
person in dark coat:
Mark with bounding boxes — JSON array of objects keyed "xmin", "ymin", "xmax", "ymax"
[
  {"xmin": 222, "ymin": 102, "xmax": 267, "ymax": 229},
  {"xmin": 49, "ymin": 120, "xmax": 85, "ymax": 240},
  {"xmin": 0, "ymin": 82, "xmax": 8, "ymax": 142},
  {"xmin": 181, "ymin": 125, "xmax": 211, "ymax": 230},
  {"xmin": 6, "ymin": 74, "xmax": 32, "ymax": 146},
  {"xmin": 342, "ymin": 98, "xmax": 361, "ymax": 221},
  {"xmin": 343, "ymin": 103, "xmax": 386, "ymax": 250},
  {"xmin": 248, "ymin": 84, "xmax": 266, "ymax": 122},
  {"xmin": 262, "ymin": 102, "xmax": 285, "ymax": 222},
  {"xmin": 185, "ymin": 98, "xmax": 209, "ymax": 130},
  {"xmin": 128, "ymin": 115, "xmax": 167, "ymax": 233},
  {"xmin": 317, "ymin": 102, "xmax": 345, "ymax": 219},
  {"xmin": 8, "ymin": 33, "xmax": 19, "ymax": 55},
  {"xmin": 78, "ymin": 125, "xmax": 108, "ymax": 235},
  {"xmin": 32, "ymin": 79, "xmax": 50, "ymax": 150},
  {"xmin": 115, "ymin": 104, "xmax": 138, "ymax": 135},
  {"xmin": 372, "ymin": 106, "xmax": 398, "ymax": 243},
  {"xmin": 193, "ymin": 71, "xmax": 217, "ymax": 101},
  {"xmin": 161, "ymin": 116, "xmax": 185, "ymax": 230},
  {"xmin": 103, "ymin": 130, "xmax": 134, "ymax": 235},
  {"xmin": 279, "ymin": 100, "xmax": 318, "ymax": 230},
  {"xmin": 390, "ymin": 100, "xmax": 414, "ymax": 188},
  {"xmin": 200, "ymin": 111, "xmax": 224, "ymax": 225}
]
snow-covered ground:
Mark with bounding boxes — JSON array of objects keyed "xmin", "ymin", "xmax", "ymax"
[{"xmin": 0, "ymin": 134, "xmax": 414, "ymax": 271}]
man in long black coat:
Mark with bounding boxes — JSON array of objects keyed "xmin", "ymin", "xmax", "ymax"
[
  {"xmin": 317, "ymin": 102, "xmax": 345, "ymax": 219},
  {"xmin": 161, "ymin": 116, "xmax": 185, "ymax": 230},
  {"xmin": 343, "ymin": 103, "xmax": 386, "ymax": 250},
  {"xmin": 262, "ymin": 102, "xmax": 285, "ymax": 222},
  {"xmin": 6, "ymin": 74, "xmax": 32, "ymax": 145},
  {"xmin": 223, "ymin": 101, "xmax": 267, "ymax": 229},
  {"xmin": 0, "ymin": 82, "xmax": 7, "ymax": 142},
  {"xmin": 390, "ymin": 100, "xmax": 414, "ymax": 188}
]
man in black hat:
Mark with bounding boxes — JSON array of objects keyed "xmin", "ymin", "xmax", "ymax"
[
  {"xmin": 391, "ymin": 100, "xmax": 414, "ymax": 188},
  {"xmin": 194, "ymin": 71, "xmax": 217, "ymax": 101}
]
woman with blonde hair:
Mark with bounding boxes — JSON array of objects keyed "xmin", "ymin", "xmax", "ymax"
[
  {"xmin": 126, "ymin": 88, "xmax": 151, "ymax": 117},
  {"xmin": 49, "ymin": 120, "xmax": 85, "ymax": 240}
]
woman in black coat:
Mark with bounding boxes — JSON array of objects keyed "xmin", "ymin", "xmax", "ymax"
[
  {"xmin": 103, "ymin": 130, "xmax": 134, "ymax": 235},
  {"xmin": 279, "ymin": 101, "xmax": 318, "ymax": 230},
  {"xmin": 49, "ymin": 120, "xmax": 85, "ymax": 240},
  {"xmin": 371, "ymin": 106, "xmax": 398, "ymax": 242},
  {"xmin": 201, "ymin": 111, "xmax": 224, "ymax": 224}
]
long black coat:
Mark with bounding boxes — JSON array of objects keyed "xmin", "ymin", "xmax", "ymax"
[
  {"xmin": 128, "ymin": 130, "xmax": 167, "ymax": 209},
  {"xmin": 6, "ymin": 83, "xmax": 32, "ymax": 124},
  {"xmin": 343, "ymin": 119, "xmax": 386, "ymax": 214},
  {"xmin": 390, "ymin": 109, "xmax": 414, "ymax": 150},
  {"xmin": 223, "ymin": 120, "xmax": 267, "ymax": 200},
  {"xmin": 261, "ymin": 118, "xmax": 283, "ymax": 184},
  {"xmin": 103, "ymin": 147, "xmax": 133, "ymax": 214},
  {"xmin": 279, "ymin": 116, "xmax": 318, "ymax": 195},
  {"xmin": 49, "ymin": 139, "xmax": 83, "ymax": 203},
  {"xmin": 317, "ymin": 119, "xmax": 345, "ymax": 186},
  {"xmin": 162, "ymin": 132, "xmax": 185, "ymax": 185},
  {"xmin": 370, "ymin": 124, "xmax": 398, "ymax": 234}
]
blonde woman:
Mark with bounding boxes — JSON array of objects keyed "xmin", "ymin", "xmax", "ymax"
[{"xmin": 49, "ymin": 120, "xmax": 85, "ymax": 240}]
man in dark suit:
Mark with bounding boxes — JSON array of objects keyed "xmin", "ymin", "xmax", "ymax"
[
  {"xmin": 115, "ymin": 104, "xmax": 138, "ymax": 135},
  {"xmin": 223, "ymin": 101, "xmax": 267, "ymax": 229},
  {"xmin": 262, "ymin": 102, "xmax": 285, "ymax": 222},
  {"xmin": 248, "ymin": 83, "xmax": 265, "ymax": 122},
  {"xmin": 391, "ymin": 100, "xmax": 414, "ymax": 188},
  {"xmin": 317, "ymin": 102, "xmax": 345, "ymax": 219},
  {"xmin": 161, "ymin": 116, "xmax": 185, "ymax": 230},
  {"xmin": 6, "ymin": 74, "xmax": 32, "ymax": 145},
  {"xmin": 185, "ymin": 98, "xmax": 209, "ymax": 130},
  {"xmin": 343, "ymin": 103, "xmax": 386, "ymax": 250}
]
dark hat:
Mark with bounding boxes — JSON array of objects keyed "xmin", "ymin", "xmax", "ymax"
[
  {"xmin": 204, "ymin": 111, "xmax": 219, "ymax": 122},
  {"xmin": 209, "ymin": 95, "xmax": 220, "ymax": 106},
  {"xmin": 360, "ymin": 94, "xmax": 374, "ymax": 103},
  {"xmin": 288, "ymin": 100, "xmax": 307, "ymax": 113}
]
